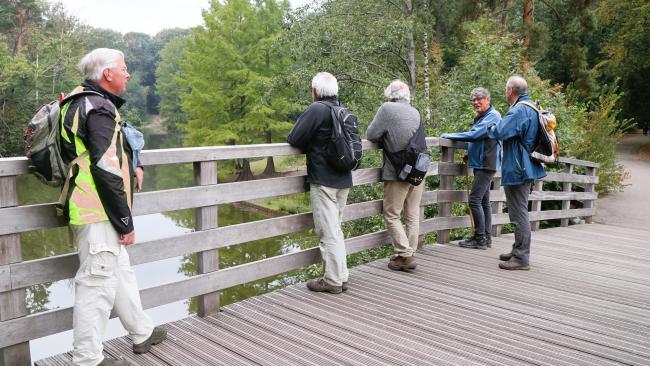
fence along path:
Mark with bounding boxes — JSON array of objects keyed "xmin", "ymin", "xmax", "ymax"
[{"xmin": 0, "ymin": 138, "xmax": 600, "ymax": 364}]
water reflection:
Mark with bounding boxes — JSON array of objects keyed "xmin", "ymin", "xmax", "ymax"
[{"xmin": 24, "ymin": 132, "xmax": 319, "ymax": 362}]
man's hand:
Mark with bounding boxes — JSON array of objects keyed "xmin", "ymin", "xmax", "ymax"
[
  {"xmin": 119, "ymin": 230, "xmax": 135, "ymax": 246},
  {"xmin": 135, "ymin": 166, "xmax": 144, "ymax": 192}
]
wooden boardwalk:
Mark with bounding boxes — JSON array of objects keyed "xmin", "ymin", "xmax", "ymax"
[{"xmin": 36, "ymin": 223, "xmax": 650, "ymax": 366}]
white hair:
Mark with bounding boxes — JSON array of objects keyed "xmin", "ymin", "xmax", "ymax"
[
  {"xmin": 311, "ymin": 72, "xmax": 338, "ymax": 98},
  {"xmin": 78, "ymin": 48, "xmax": 124, "ymax": 81},
  {"xmin": 384, "ymin": 80, "xmax": 410, "ymax": 103},
  {"xmin": 506, "ymin": 76, "xmax": 528, "ymax": 95},
  {"xmin": 470, "ymin": 87, "xmax": 490, "ymax": 100}
]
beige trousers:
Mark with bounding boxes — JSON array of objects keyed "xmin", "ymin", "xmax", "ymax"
[
  {"xmin": 72, "ymin": 220, "xmax": 153, "ymax": 366},
  {"xmin": 310, "ymin": 184, "xmax": 349, "ymax": 287},
  {"xmin": 383, "ymin": 180, "xmax": 425, "ymax": 257}
]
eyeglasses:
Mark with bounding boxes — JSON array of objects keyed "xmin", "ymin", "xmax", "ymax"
[{"xmin": 470, "ymin": 97, "xmax": 486, "ymax": 102}]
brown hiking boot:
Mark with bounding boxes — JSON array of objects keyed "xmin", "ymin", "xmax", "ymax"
[
  {"xmin": 133, "ymin": 326, "xmax": 167, "ymax": 354},
  {"xmin": 499, "ymin": 253, "xmax": 513, "ymax": 261},
  {"xmin": 307, "ymin": 278, "xmax": 343, "ymax": 294},
  {"xmin": 98, "ymin": 357, "xmax": 130, "ymax": 366},
  {"xmin": 499, "ymin": 259, "xmax": 530, "ymax": 270},
  {"xmin": 388, "ymin": 255, "xmax": 417, "ymax": 271}
]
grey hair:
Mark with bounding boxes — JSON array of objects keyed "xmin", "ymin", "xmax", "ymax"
[
  {"xmin": 78, "ymin": 48, "xmax": 124, "ymax": 81},
  {"xmin": 506, "ymin": 76, "xmax": 528, "ymax": 95},
  {"xmin": 470, "ymin": 87, "xmax": 490, "ymax": 100},
  {"xmin": 384, "ymin": 80, "xmax": 410, "ymax": 103},
  {"xmin": 311, "ymin": 72, "xmax": 338, "ymax": 98}
]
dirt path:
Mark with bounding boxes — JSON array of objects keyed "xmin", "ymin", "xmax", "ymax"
[{"xmin": 592, "ymin": 133, "xmax": 650, "ymax": 231}]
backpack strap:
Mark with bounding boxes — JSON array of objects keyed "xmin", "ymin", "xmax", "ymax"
[
  {"xmin": 55, "ymin": 151, "xmax": 89, "ymax": 216},
  {"xmin": 515, "ymin": 101, "xmax": 542, "ymax": 154},
  {"xmin": 516, "ymin": 100, "xmax": 541, "ymax": 113}
]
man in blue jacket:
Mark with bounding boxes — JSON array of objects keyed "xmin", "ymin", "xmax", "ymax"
[
  {"xmin": 442, "ymin": 87, "xmax": 500, "ymax": 250},
  {"xmin": 487, "ymin": 76, "xmax": 546, "ymax": 270}
]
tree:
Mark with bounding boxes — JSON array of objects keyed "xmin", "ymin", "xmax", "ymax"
[
  {"xmin": 597, "ymin": 0, "xmax": 650, "ymax": 127},
  {"xmin": 180, "ymin": 0, "xmax": 295, "ymax": 178},
  {"xmin": 156, "ymin": 35, "xmax": 190, "ymax": 132}
]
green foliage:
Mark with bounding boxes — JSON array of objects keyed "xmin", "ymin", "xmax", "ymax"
[
  {"xmin": 179, "ymin": 0, "xmax": 295, "ymax": 147},
  {"xmin": 434, "ymin": 18, "xmax": 521, "ymax": 135},
  {"xmin": 156, "ymin": 36, "xmax": 190, "ymax": 132},
  {"xmin": 597, "ymin": 0, "xmax": 650, "ymax": 127}
]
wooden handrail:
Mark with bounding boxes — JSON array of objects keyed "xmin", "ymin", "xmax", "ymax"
[{"xmin": 0, "ymin": 137, "xmax": 600, "ymax": 358}]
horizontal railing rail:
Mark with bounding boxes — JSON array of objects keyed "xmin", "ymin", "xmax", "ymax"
[{"xmin": 0, "ymin": 138, "xmax": 599, "ymax": 363}]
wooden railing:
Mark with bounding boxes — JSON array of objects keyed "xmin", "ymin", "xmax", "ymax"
[{"xmin": 0, "ymin": 138, "xmax": 599, "ymax": 364}]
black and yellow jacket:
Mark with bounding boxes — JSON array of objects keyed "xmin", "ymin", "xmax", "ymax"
[{"xmin": 59, "ymin": 80, "xmax": 135, "ymax": 235}]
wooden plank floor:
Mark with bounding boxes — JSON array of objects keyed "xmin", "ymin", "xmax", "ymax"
[{"xmin": 36, "ymin": 223, "xmax": 650, "ymax": 366}]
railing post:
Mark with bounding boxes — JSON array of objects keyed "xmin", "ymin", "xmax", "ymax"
[
  {"xmin": 193, "ymin": 162, "xmax": 220, "ymax": 317},
  {"xmin": 560, "ymin": 163, "xmax": 574, "ymax": 227},
  {"xmin": 530, "ymin": 180, "xmax": 543, "ymax": 231},
  {"xmin": 584, "ymin": 166, "xmax": 597, "ymax": 224},
  {"xmin": 491, "ymin": 177, "xmax": 503, "ymax": 237},
  {"xmin": 0, "ymin": 176, "xmax": 30, "ymax": 366},
  {"xmin": 437, "ymin": 145, "xmax": 454, "ymax": 243}
]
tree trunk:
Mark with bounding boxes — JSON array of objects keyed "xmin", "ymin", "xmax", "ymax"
[
  {"xmin": 521, "ymin": 0, "xmax": 534, "ymax": 69},
  {"xmin": 262, "ymin": 131, "xmax": 276, "ymax": 176},
  {"xmin": 422, "ymin": 0, "xmax": 431, "ymax": 126},
  {"xmin": 14, "ymin": 8, "xmax": 26, "ymax": 55},
  {"xmin": 237, "ymin": 159, "xmax": 254, "ymax": 181},
  {"xmin": 501, "ymin": 0, "xmax": 511, "ymax": 29},
  {"xmin": 404, "ymin": 0, "xmax": 417, "ymax": 98}
]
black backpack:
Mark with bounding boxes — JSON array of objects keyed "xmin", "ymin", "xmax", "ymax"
[
  {"xmin": 384, "ymin": 118, "xmax": 431, "ymax": 186},
  {"xmin": 318, "ymin": 101, "xmax": 363, "ymax": 172}
]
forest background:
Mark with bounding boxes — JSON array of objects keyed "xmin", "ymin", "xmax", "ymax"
[{"xmin": 2, "ymin": 0, "xmax": 648, "ymax": 194}]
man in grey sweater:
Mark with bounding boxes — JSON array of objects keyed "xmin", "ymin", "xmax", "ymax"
[{"xmin": 366, "ymin": 80, "xmax": 424, "ymax": 271}]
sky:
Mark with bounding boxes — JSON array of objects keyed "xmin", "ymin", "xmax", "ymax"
[{"xmin": 55, "ymin": 0, "xmax": 312, "ymax": 36}]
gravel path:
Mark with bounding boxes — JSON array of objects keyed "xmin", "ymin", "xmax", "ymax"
[{"xmin": 592, "ymin": 133, "xmax": 650, "ymax": 231}]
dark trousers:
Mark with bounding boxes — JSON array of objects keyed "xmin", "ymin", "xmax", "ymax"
[
  {"xmin": 469, "ymin": 169, "xmax": 495, "ymax": 239},
  {"xmin": 504, "ymin": 182, "xmax": 532, "ymax": 263}
]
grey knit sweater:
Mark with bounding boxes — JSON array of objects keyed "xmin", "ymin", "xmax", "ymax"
[{"xmin": 366, "ymin": 100, "xmax": 421, "ymax": 180}]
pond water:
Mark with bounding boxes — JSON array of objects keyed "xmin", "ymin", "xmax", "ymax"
[{"xmin": 25, "ymin": 133, "xmax": 317, "ymax": 362}]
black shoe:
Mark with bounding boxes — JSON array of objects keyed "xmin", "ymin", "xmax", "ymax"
[
  {"xmin": 499, "ymin": 253, "xmax": 513, "ymax": 261},
  {"xmin": 133, "ymin": 326, "xmax": 167, "ymax": 354},
  {"xmin": 459, "ymin": 236, "xmax": 487, "ymax": 250},
  {"xmin": 342, "ymin": 281, "xmax": 348, "ymax": 292},
  {"xmin": 485, "ymin": 236, "xmax": 492, "ymax": 248}
]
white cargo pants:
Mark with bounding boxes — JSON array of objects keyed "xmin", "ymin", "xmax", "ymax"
[{"xmin": 71, "ymin": 221, "xmax": 153, "ymax": 366}]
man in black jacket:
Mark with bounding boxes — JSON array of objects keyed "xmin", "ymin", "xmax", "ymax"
[
  {"xmin": 64, "ymin": 48, "xmax": 165, "ymax": 366},
  {"xmin": 288, "ymin": 72, "xmax": 352, "ymax": 294}
]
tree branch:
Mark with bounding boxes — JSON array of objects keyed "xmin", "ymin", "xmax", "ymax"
[{"xmin": 538, "ymin": 0, "xmax": 567, "ymax": 32}]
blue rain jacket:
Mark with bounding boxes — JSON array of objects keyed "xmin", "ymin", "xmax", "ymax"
[{"xmin": 487, "ymin": 93, "xmax": 546, "ymax": 186}]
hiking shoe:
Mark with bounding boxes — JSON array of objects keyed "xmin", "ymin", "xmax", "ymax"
[
  {"xmin": 499, "ymin": 253, "xmax": 513, "ymax": 261},
  {"xmin": 98, "ymin": 357, "xmax": 130, "ymax": 366},
  {"xmin": 133, "ymin": 326, "xmax": 167, "ymax": 354},
  {"xmin": 307, "ymin": 278, "xmax": 343, "ymax": 294},
  {"xmin": 499, "ymin": 259, "xmax": 530, "ymax": 270},
  {"xmin": 485, "ymin": 236, "xmax": 492, "ymax": 248},
  {"xmin": 459, "ymin": 236, "xmax": 488, "ymax": 250},
  {"xmin": 342, "ymin": 281, "xmax": 348, "ymax": 292},
  {"xmin": 388, "ymin": 255, "xmax": 417, "ymax": 271}
]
